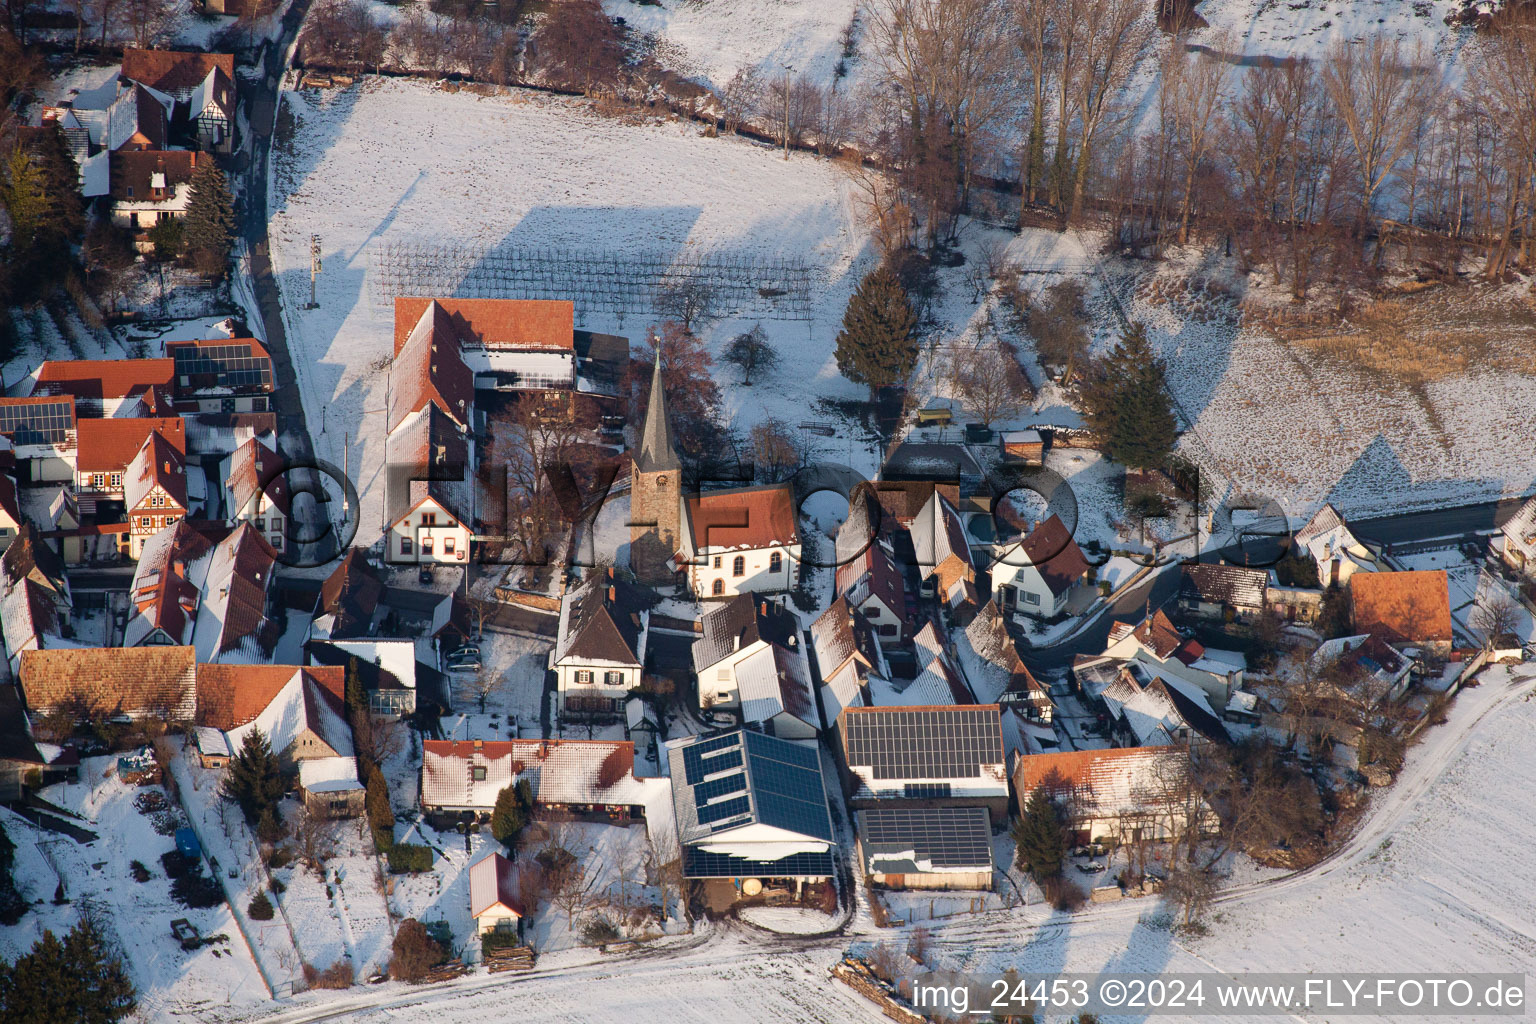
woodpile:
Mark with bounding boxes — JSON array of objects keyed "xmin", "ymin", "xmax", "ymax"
[
  {"xmin": 424, "ymin": 959, "xmax": 472, "ymax": 983},
  {"xmin": 484, "ymin": 944, "xmax": 536, "ymax": 974},
  {"xmin": 830, "ymin": 958, "xmax": 927, "ymax": 1024}
]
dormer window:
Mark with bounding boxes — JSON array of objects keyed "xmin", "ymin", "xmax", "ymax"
[{"xmin": 471, "ymin": 766, "xmax": 487, "ymax": 781}]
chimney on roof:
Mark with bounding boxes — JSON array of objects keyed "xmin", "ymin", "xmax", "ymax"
[
  {"xmin": 760, "ymin": 601, "xmax": 767, "ymax": 616},
  {"xmin": 473, "ymin": 738, "xmax": 483, "ymax": 750},
  {"xmin": 608, "ymin": 586, "xmax": 615, "ymax": 603}
]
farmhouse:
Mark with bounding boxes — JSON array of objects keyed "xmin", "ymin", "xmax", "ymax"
[
  {"xmin": 990, "ymin": 513, "xmax": 1090, "ymax": 619},
  {"xmin": 107, "ymin": 150, "xmax": 208, "ymax": 248},
  {"xmin": 910, "ymin": 489, "xmax": 977, "ymax": 617},
  {"xmin": 810, "ymin": 597, "xmax": 888, "ymax": 731},
  {"xmin": 1499, "ymin": 496, "xmax": 1536, "ymax": 577},
  {"xmin": 833, "ymin": 538, "xmax": 908, "ymax": 646},
  {"xmin": 669, "ymin": 729, "xmax": 836, "ymax": 883},
  {"xmin": 393, "ymin": 297, "xmax": 577, "ymax": 392},
  {"xmin": 124, "ymin": 519, "xmax": 214, "ymax": 647},
  {"xmin": 550, "ymin": 571, "xmax": 653, "ymax": 721},
  {"xmin": 310, "ymin": 548, "xmax": 385, "ymax": 641},
  {"xmin": 119, "ymin": 49, "xmax": 237, "ymax": 153},
  {"xmin": 692, "ymin": 593, "xmax": 804, "ymax": 718},
  {"xmin": 73, "ymin": 416, "xmax": 186, "ymax": 514},
  {"xmin": 163, "ymin": 337, "xmax": 275, "ymax": 413},
  {"xmin": 1295, "ymin": 503, "xmax": 1378, "ymax": 587},
  {"xmin": 122, "ymin": 429, "xmax": 188, "ymax": 559},
  {"xmin": 1178, "ymin": 562, "xmax": 1269, "ymax": 621},
  {"xmin": 222, "ymin": 434, "xmax": 289, "ymax": 553}
]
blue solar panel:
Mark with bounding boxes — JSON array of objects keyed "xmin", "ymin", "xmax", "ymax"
[
  {"xmin": 696, "ymin": 794, "xmax": 751, "ymax": 825},
  {"xmin": 694, "ymin": 733, "xmax": 742, "ymax": 756},
  {"xmin": 683, "ymin": 847, "xmax": 835, "ymax": 879},
  {"xmin": 755, "ymin": 791, "xmax": 833, "ymax": 842},
  {"xmin": 699, "ymin": 747, "xmax": 742, "ymax": 777},
  {"xmin": 743, "ymin": 730, "xmax": 819, "ymax": 770},
  {"xmin": 683, "ymin": 734, "xmax": 743, "ymax": 784},
  {"xmin": 694, "ymin": 772, "xmax": 746, "ymax": 804}
]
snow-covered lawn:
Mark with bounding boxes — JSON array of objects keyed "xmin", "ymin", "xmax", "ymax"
[
  {"xmin": 1398, "ymin": 549, "xmax": 1536, "ymax": 645},
  {"xmin": 0, "ymin": 758, "xmax": 272, "ymax": 1019}
]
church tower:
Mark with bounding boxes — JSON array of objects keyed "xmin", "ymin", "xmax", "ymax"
[{"xmin": 629, "ymin": 350, "xmax": 682, "ymax": 584}]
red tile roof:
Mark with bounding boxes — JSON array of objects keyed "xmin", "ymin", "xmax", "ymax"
[
  {"xmin": 835, "ymin": 541, "xmax": 906, "ymax": 615},
  {"xmin": 75, "ymin": 417, "xmax": 185, "ymax": 472},
  {"xmin": 1016, "ymin": 514, "xmax": 1091, "ymax": 598},
  {"xmin": 388, "ymin": 301, "xmax": 473, "ymax": 434},
  {"xmin": 1013, "ymin": 745, "xmax": 1189, "ymax": 805},
  {"xmin": 19, "ymin": 646, "xmax": 196, "ymax": 718},
  {"xmin": 393, "ymin": 297, "xmax": 574, "ymax": 356},
  {"xmin": 125, "ymin": 429, "xmax": 187, "ymax": 514},
  {"xmin": 226, "ymin": 435, "xmax": 290, "ymax": 516},
  {"xmin": 33, "ymin": 358, "xmax": 175, "ymax": 402},
  {"xmin": 121, "ymin": 49, "xmax": 235, "ymax": 95},
  {"xmin": 686, "ymin": 484, "xmax": 798, "ymax": 551},
  {"xmin": 1108, "ymin": 608, "xmax": 1204, "ymax": 665},
  {"xmin": 196, "ymin": 664, "xmax": 345, "ymax": 731},
  {"xmin": 1350, "ymin": 570, "xmax": 1453, "ymax": 645}
]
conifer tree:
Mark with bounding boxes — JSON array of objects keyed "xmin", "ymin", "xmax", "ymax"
[
  {"xmin": 1012, "ymin": 785, "xmax": 1067, "ymax": 881},
  {"xmin": 222, "ymin": 728, "xmax": 286, "ymax": 826},
  {"xmin": 0, "ymin": 145, "xmax": 49, "ymax": 252},
  {"xmin": 181, "ymin": 159, "xmax": 235, "ymax": 278},
  {"xmin": 834, "ymin": 262, "xmax": 920, "ymax": 399},
  {"xmin": 1078, "ymin": 322, "xmax": 1178, "ymax": 470},
  {"xmin": 490, "ymin": 782, "xmax": 528, "ymax": 852}
]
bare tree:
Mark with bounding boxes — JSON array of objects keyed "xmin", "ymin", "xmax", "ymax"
[
  {"xmin": 1164, "ymin": 36, "xmax": 1233, "ymax": 245},
  {"xmin": 719, "ymin": 66, "xmax": 761, "ymax": 135},
  {"xmin": 1321, "ymin": 37, "xmax": 1439, "ymax": 238},
  {"xmin": 653, "ymin": 278, "xmax": 716, "ymax": 332},
  {"xmin": 1063, "ymin": 0, "xmax": 1153, "ymax": 223},
  {"xmin": 1471, "ymin": 25, "xmax": 1536, "ymax": 277},
  {"xmin": 644, "ymin": 831, "xmax": 681, "ymax": 922},
  {"xmin": 1161, "ymin": 861, "xmax": 1218, "ymax": 929},
  {"xmin": 947, "ymin": 341, "xmax": 1033, "ymax": 426},
  {"xmin": 120, "ymin": 0, "xmax": 177, "ymax": 48},
  {"xmin": 290, "ymin": 803, "xmax": 336, "ymax": 875},
  {"xmin": 839, "ymin": 153, "xmax": 914, "ymax": 257},
  {"xmin": 722, "ymin": 325, "xmax": 778, "ymax": 385},
  {"xmin": 748, "ymin": 418, "xmax": 799, "ymax": 482},
  {"xmin": 1012, "ymin": 0, "xmax": 1059, "ymax": 209},
  {"xmin": 1471, "ymin": 589, "xmax": 1522, "ymax": 649},
  {"xmin": 530, "ymin": 0, "xmax": 626, "ymax": 97}
]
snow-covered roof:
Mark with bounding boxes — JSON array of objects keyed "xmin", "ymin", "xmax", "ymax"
[
  {"xmin": 911, "ymin": 490, "xmax": 972, "ymax": 580},
  {"xmin": 1014, "ymin": 746, "xmax": 1194, "ymax": 821},
  {"xmin": 734, "ymin": 641, "xmax": 816, "ymax": 730},
  {"xmin": 298, "ymin": 755, "xmax": 362, "ymax": 793},
  {"xmin": 194, "ymin": 726, "xmax": 230, "ymax": 757},
  {"xmin": 196, "ymin": 524, "xmax": 279, "ymax": 663},
  {"xmin": 226, "ymin": 669, "xmax": 353, "ymax": 761},
  {"xmin": 80, "ymin": 150, "xmax": 110, "ymax": 197},
  {"xmin": 421, "ymin": 739, "xmax": 650, "ymax": 811}
]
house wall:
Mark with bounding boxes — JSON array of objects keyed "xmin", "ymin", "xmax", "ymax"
[
  {"xmin": 992, "ymin": 561, "xmax": 1067, "ymax": 618},
  {"xmin": 853, "ymin": 593, "xmax": 905, "ymax": 644},
  {"xmin": 766, "ymin": 710, "xmax": 818, "ymax": 741},
  {"xmin": 231, "ymin": 495, "xmax": 286, "ymax": 552},
  {"xmin": 303, "ymin": 786, "xmax": 364, "ymax": 819},
  {"xmin": 697, "ymin": 641, "xmax": 767, "ymax": 710},
  {"xmin": 688, "ymin": 543, "xmax": 798, "ymax": 599},
  {"xmin": 868, "ymin": 868, "xmax": 992, "ymax": 891},
  {"xmin": 277, "ymin": 729, "xmax": 340, "ymax": 771},
  {"xmin": 387, "ymin": 499, "xmax": 472, "ymax": 564},
  {"xmin": 476, "ymin": 906, "xmax": 521, "ymax": 936},
  {"xmin": 554, "ymin": 661, "xmax": 641, "ymax": 718}
]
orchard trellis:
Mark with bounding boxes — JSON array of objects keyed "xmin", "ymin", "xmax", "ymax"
[{"xmin": 370, "ymin": 241, "xmax": 817, "ymax": 323}]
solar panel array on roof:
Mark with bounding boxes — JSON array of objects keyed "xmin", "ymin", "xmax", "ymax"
[
  {"xmin": 742, "ymin": 731, "xmax": 832, "ymax": 841},
  {"xmin": 682, "ymin": 732, "xmax": 744, "ymax": 784},
  {"xmin": 843, "ymin": 707, "xmax": 1004, "ymax": 781},
  {"xmin": 171, "ymin": 343, "xmax": 272, "ymax": 389},
  {"xmin": 0, "ymin": 398, "xmax": 74, "ymax": 445},
  {"xmin": 683, "ymin": 848, "xmax": 836, "ymax": 879},
  {"xmin": 859, "ymin": 806, "xmax": 992, "ymax": 870}
]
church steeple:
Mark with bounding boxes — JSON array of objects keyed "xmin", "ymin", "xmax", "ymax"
[{"xmin": 635, "ymin": 346, "xmax": 680, "ymax": 474}]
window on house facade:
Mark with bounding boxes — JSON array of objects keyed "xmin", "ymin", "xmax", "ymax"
[
  {"xmin": 604, "ymin": 670, "xmax": 623, "ymax": 685},
  {"xmin": 713, "ymin": 555, "xmax": 722, "ymax": 569},
  {"xmin": 769, "ymin": 551, "xmax": 782, "ymax": 573},
  {"xmin": 711, "ymin": 579, "xmax": 724, "ymax": 596},
  {"xmin": 471, "ymin": 766, "xmax": 487, "ymax": 781},
  {"xmin": 271, "ymin": 515, "xmax": 283, "ymax": 532},
  {"xmin": 110, "ymin": 473, "xmax": 121, "ymax": 488},
  {"xmin": 716, "ymin": 668, "xmax": 730, "ymax": 682},
  {"xmin": 880, "ymin": 623, "xmax": 898, "ymax": 636},
  {"xmin": 1023, "ymin": 591, "xmax": 1040, "ymax": 605},
  {"xmin": 140, "ymin": 517, "xmax": 151, "ymax": 529},
  {"xmin": 255, "ymin": 518, "xmax": 266, "ymax": 531},
  {"xmin": 575, "ymin": 670, "xmax": 594, "ymax": 684},
  {"xmin": 91, "ymin": 474, "xmax": 104, "ymax": 488},
  {"xmin": 732, "ymin": 555, "xmax": 745, "ymax": 577},
  {"xmin": 421, "ymin": 512, "xmax": 436, "ymax": 526},
  {"xmin": 400, "ymin": 537, "xmax": 412, "ymax": 555},
  {"xmin": 443, "ymin": 537, "xmax": 455, "ymax": 554},
  {"xmin": 421, "ymin": 538, "xmax": 434, "ymax": 555}
]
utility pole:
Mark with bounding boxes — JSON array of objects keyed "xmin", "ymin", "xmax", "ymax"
[
  {"xmin": 780, "ymin": 63, "xmax": 795, "ymax": 160},
  {"xmin": 306, "ymin": 234, "xmax": 321, "ymax": 308}
]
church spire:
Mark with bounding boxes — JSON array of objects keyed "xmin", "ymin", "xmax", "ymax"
[{"xmin": 635, "ymin": 345, "xmax": 680, "ymax": 474}]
